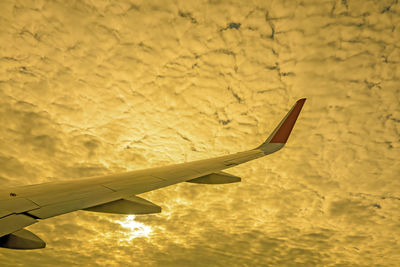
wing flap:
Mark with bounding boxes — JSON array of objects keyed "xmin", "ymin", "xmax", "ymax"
[
  {"xmin": 0, "ymin": 209, "xmax": 11, "ymax": 219},
  {"xmin": 0, "ymin": 198, "xmax": 40, "ymax": 219},
  {"xmin": 0, "ymin": 214, "xmax": 37, "ymax": 237},
  {"xmin": 26, "ymin": 191, "xmax": 123, "ymax": 219},
  {"xmin": 18, "ymin": 184, "xmax": 113, "ymax": 207}
]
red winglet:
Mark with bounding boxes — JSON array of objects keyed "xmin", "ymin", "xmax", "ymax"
[{"xmin": 269, "ymin": 98, "xmax": 306, "ymax": 143}]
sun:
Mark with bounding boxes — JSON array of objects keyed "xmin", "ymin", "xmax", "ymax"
[{"xmin": 116, "ymin": 215, "xmax": 153, "ymax": 240}]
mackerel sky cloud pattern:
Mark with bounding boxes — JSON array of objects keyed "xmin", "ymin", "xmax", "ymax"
[{"xmin": 0, "ymin": 0, "xmax": 399, "ymax": 266}]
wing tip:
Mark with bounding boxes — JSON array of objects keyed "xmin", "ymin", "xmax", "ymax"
[
  {"xmin": 257, "ymin": 98, "xmax": 306, "ymax": 153},
  {"xmin": 269, "ymin": 98, "xmax": 306, "ymax": 143}
]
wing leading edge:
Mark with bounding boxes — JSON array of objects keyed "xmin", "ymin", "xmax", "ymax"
[{"xmin": 0, "ymin": 98, "xmax": 306, "ymax": 249}]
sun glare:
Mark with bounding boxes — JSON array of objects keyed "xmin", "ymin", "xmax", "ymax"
[{"xmin": 116, "ymin": 215, "xmax": 153, "ymax": 240}]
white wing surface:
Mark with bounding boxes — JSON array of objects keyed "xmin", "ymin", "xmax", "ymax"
[{"xmin": 0, "ymin": 99, "xmax": 306, "ymax": 249}]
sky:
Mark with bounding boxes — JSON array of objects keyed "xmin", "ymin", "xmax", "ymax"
[{"xmin": 0, "ymin": 0, "xmax": 399, "ymax": 266}]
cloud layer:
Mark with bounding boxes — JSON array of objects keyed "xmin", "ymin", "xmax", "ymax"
[{"xmin": 0, "ymin": 0, "xmax": 399, "ymax": 266}]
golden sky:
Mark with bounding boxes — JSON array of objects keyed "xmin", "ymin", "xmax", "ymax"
[{"xmin": 0, "ymin": 0, "xmax": 399, "ymax": 266}]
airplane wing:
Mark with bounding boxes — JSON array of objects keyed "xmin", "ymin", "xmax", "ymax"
[{"xmin": 0, "ymin": 98, "xmax": 306, "ymax": 249}]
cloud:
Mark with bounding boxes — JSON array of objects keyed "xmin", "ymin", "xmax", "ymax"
[{"xmin": 0, "ymin": 0, "xmax": 399, "ymax": 266}]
